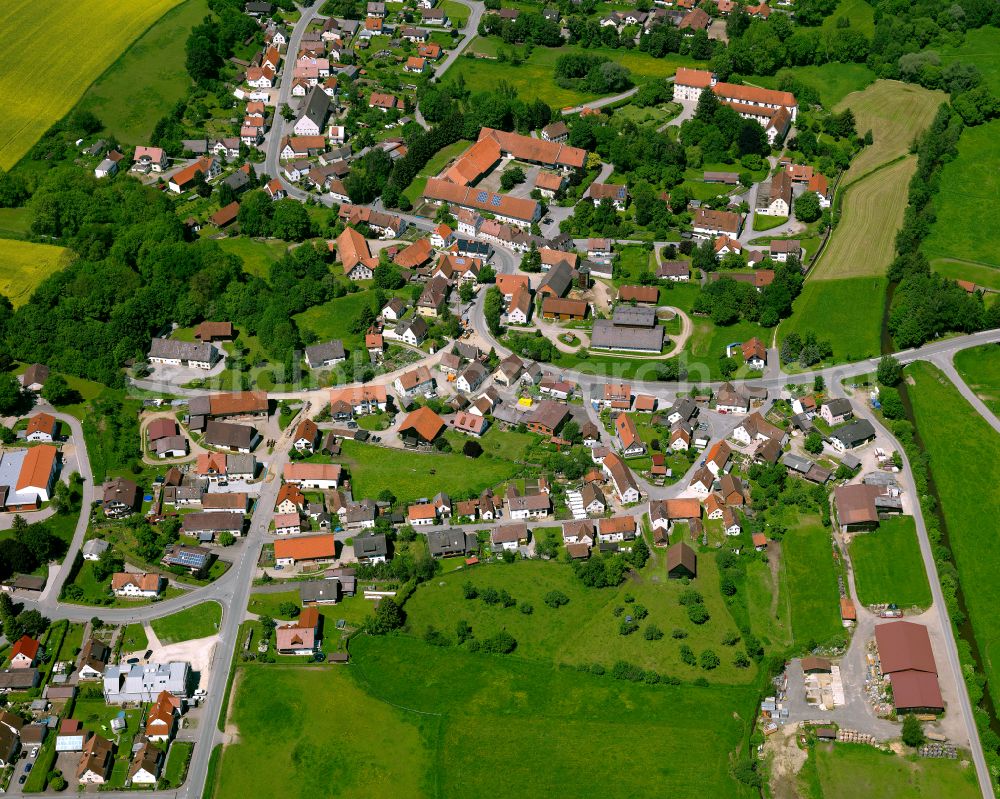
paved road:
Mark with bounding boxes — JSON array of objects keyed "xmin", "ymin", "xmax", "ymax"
[
  {"xmin": 432, "ymin": 0, "xmax": 484, "ymax": 78},
  {"xmin": 561, "ymin": 86, "xmax": 639, "ymax": 115},
  {"xmin": 827, "ymin": 380, "xmax": 996, "ymax": 799},
  {"xmin": 930, "ymin": 350, "xmax": 1000, "ymax": 434}
]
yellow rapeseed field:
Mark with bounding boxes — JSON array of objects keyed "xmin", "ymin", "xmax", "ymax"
[
  {"xmin": 0, "ymin": 239, "xmax": 71, "ymax": 307},
  {"xmin": 0, "ymin": 0, "xmax": 182, "ymax": 169}
]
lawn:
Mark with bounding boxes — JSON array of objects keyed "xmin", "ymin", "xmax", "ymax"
[
  {"xmin": 686, "ymin": 318, "xmax": 773, "ymax": 380},
  {"xmin": 150, "ymin": 601, "xmax": 222, "ymax": 643},
  {"xmin": 938, "ymin": 26, "xmax": 1000, "ymax": 95},
  {"xmin": 162, "ymin": 741, "xmax": 194, "ymax": 789},
  {"xmin": 121, "ymin": 623, "xmax": 149, "ymax": 652},
  {"xmin": 211, "ymin": 638, "xmax": 760, "ymax": 799},
  {"xmin": 335, "ymin": 438, "xmax": 522, "ymax": 503},
  {"xmin": 806, "ymin": 741, "xmax": 981, "ymax": 799},
  {"xmin": 821, "ymin": 0, "xmax": 875, "ymax": 35},
  {"xmin": 445, "ymin": 38, "xmax": 706, "ymax": 108},
  {"xmin": 908, "ymin": 361, "xmax": 1000, "ymax": 710},
  {"xmin": 953, "ymin": 343, "xmax": 1000, "ymax": 415},
  {"xmin": 780, "ymin": 513, "xmax": 844, "ymax": 648},
  {"xmin": 402, "ymin": 138, "xmax": 472, "ymax": 203},
  {"xmin": 780, "ymin": 276, "xmax": 886, "ymax": 364},
  {"xmin": 615, "ymin": 244, "xmax": 655, "ymax": 283},
  {"xmin": 922, "ymin": 120, "xmax": 1000, "ymax": 269},
  {"xmin": 753, "ymin": 214, "xmax": 788, "ymax": 232},
  {"xmin": 441, "ymin": 0, "xmax": 470, "ymax": 27},
  {"xmin": 810, "ymin": 156, "xmax": 916, "ymax": 279},
  {"xmin": 0, "ymin": 0, "xmax": 183, "ymax": 169},
  {"xmin": 247, "ymin": 589, "xmax": 376, "ymax": 629},
  {"xmin": 931, "ymin": 258, "xmax": 1000, "ymax": 290},
  {"xmin": 0, "ymin": 207, "xmax": 32, "ymax": 240},
  {"xmin": 0, "ymin": 239, "xmax": 71, "ymax": 307},
  {"xmin": 404, "ymin": 556, "xmax": 755, "ymax": 683},
  {"xmin": 849, "ymin": 515, "xmax": 932, "ymax": 609},
  {"xmin": 836, "ymin": 80, "xmax": 945, "ymax": 184},
  {"xmin": 74, "ymin": 0, "xmax": 208, "ymax": 143},
  {"xmin": 293, "ymin": 290, "xmax": 380, "ymax": 351},
  {"xmin": 216, "ymin": 237, "xmax": 291, "ymax": 279}
]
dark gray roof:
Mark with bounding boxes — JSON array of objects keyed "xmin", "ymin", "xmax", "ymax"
[
  {"xmin": 611, "ymin": 306, "xmax": 656, "ymax": 328},
  {"xmin": 305, "ymin": 340, "xmax": 346, "ymax": 365},
  {"xmin": 222, "ymin": 170, "xmax": 250, "ymax": 191},
  {"xmin": 180, "ymin": 511, "xmax": 244, "ymax": 533},
  {"xmin": 426, "ymin": 528, "xmax": 476, "ymax": 557},
  {"xmin": 590, "ymin": 320, "xmax": 664, "ymax": 352},
  {"xmin": 205, "ymin": 420, "xmax": 257, "ymax": 450},
  {"xmin": 538, "ymin": 261, "xmax": 573, "ymax": 297},
  {"xmin": 299, "ymin": 579, "xmax": 341, "ymax": 603},
  {"xmin": 824, "ymin": 398, "xmax": 853, "ymax": 417},
  {"xmin": 355, "ymin": 533, "xmax": 388, "ymax": 558},
  {"xmin": 149, "ymin": 338, "xmax": 216, "ymax": 363},
  {"xmin": 298, "ymin": 87, "xmax": 331, "ymax": 131},
  {"xmin": 831, "ymin": 419, "xmax": 876, "ymax": 448}
]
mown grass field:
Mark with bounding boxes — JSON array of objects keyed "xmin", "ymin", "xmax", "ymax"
[
  {"xmin": 402, "ymin": 138, "xmax": 472, "ymax": 203},
  {"xmin": 405, "ymin": 557, "xmax": 755, "ymax": 683},
  {"xmin": 150, "ymin": 601, "xmax": 222, "ymax": 643},
  {"xmin": 75, "ymin": 0, "xmax": 208, "ymax": 143},
  {"xmin": 953, "ymin": 343, "xmax": 1000, "ymax": 415},
  {"xmin": 800, "ymin": 741, "xmax": 981, "ymax": 799},
  {"xmin": 0, "ymin": 0, "xmax": 183, "ymax": 169},
  {"xmin": 810, "ymin": 156, "xmax": 916, "ymax": 279},
  {"xmin": 836, "ymin": 81, "xmax": 945, "ymax": 183},
  {"xmin": 216, "ymin": 237, "xmax": 290, "ymax": 279},
  {"xmin": 335, "ymin": 438, "xmax": 521, "ymax": 503},
  {"xmin": 213, "ymin": 640, "xmax": 759, "ymax": 799},
  {"xmin": 0, "ymin": 239, "xmax": 71, "ymax": 307},
  {"xmin": 781, "ymin": 276, "xmax": 885, "ymax": 364},
  {"xmin": 445, "ymin": 38, "xmax": 704, "ymax": 107},
  {"xmin": 687, "ymin": 318, "xmax": 774, "ymax": 380},
  {"xmin": 849, "ymin": 515, "xmax": 932, "ymax": 609},
  {"xmin": 780, "ymin": 514, "xmax": 844, "ymax": 648},
  {"xmin": 923, "ymin": 120, "xmax": 1000, "ymax": 270},
  {"xmin": 931, "ymin": 258, "xmax": 1000, "ymax": 290},
  {"xmin": 907, "ymin": 361, "xmax": 1000, "ymax": 723}
]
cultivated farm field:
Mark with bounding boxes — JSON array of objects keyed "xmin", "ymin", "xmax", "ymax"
[
  {"xmin": 810, "ymin": 156, "xmax": 916, "ymax": 279},
  {"xmin": 0, "ymin": 239, "xmax": 71, "ymax": 307},
  {"xmin": 953, "ymin": 343, "xmax": 1000, "ymax": 415},
  {"xmin": 908, "ymin": 361, "xmax": 1000, "ymax": 728},
  {"xmin": 836, "ymin": 80, "xmax": 945, "ymax": 183},
  {"xmin": 0, "ymin": 0, "xmax": 182, "ymax": 169},
  {"xmin": 849, "ymin": 515, "xmax": 932, "ymax": 609},
  {"xmin": 75, "ymin": 0, "xmax": 208, "ymax": 143}
]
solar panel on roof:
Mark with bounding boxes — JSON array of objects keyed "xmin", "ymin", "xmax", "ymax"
[
  {"xmin": 491, "ymin": 195, "xmax": 502, "ymax": 207},
  {"xmin": 476, "ymin": 190, "xmax": 488, "ymax": 203}
]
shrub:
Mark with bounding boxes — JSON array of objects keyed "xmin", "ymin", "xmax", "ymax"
[
  {"xmin": 733, "ymin": 651, "xmax": 751, "ymax": 668},
  {"xmin": 678, "ymin": 588, "xmax": 703, "ymax": 606},
  {"xmin": 544, "ymin": 590, "xmax": 570, "ymax": 608},
  {"xmin": 631, "ymin": 604, "xmax": 648, "ymax": 620},
  {"xmin": 613, "ymin": 605, "xmax": 624, "ymax": 617},
  {"xmin": 722, "ymin": 631, "xmax": 741, "ymax": 646},
  {"xmin": 671, "ymin": 628, "xmax": 688, "ymax": 639},
  {"xmin": 423, "ymin": 626, "xmax": 450, "ymax": 646},
  {"xmin": 462, "ymin": 582, "xmax": 478, "ymax": 600},
  {"xmin": 619, "ymin": 620, "xmax": 639, "ymax": 636},
  {"xmin": 644, "ymin": 623, "xmax": 664, "ymax": 641},
  {"xmin": 519, "ymin": 602, "xmax": 534, "ymax": 615},
  {"xmin": 902, "ymin": 714, "xmax": 926, "ymax": 747},
  {"xmin": 687, "ymin": 603, "xmax": 710, "ymax": 625},
  {"xmin": 455, "ymin": 620, "xmax": 473, "ymax": 643},
  {"xmin": 481, "ymin": 631, "xmax": 517, "ymax": 654},
  {"xmin": 612, "ymin": 660, "xmax": 645, "ymax": 682},
  {"xmin": 680, "ymin": 645, "xmax": 697, "ymax": 666},
  {"xmin": 481, "ymin": 587, "xmax": 501, "ymax": 605},
  {"xmin": 700, "ymin": 649, "xmax": 720, "ymax": 670}
]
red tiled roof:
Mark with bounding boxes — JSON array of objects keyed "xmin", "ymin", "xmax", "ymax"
[{"xmin": 274, "ymin": 534, "xmax": 336, "ymax": 561}]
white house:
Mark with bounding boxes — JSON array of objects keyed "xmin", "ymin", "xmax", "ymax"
[
  {"xmin": 507, "ymin": 494, "xmax": 551, "ymax": 521},
  {"xmin": 111, "ymin": 573, "xmax": 162, "ymax": 599}
]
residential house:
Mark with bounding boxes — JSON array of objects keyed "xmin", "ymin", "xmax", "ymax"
[
  {"xmin": 507, "ymin": 493, "xmax": 551, "ymax": 521},
  {"xmin": 588, "ymin": 183, "xmax": 629, "ymax": 210},
  {"xmin": 597, "ymin": 515, "xmax": 636, "ymax": 543},
  {"xmin": 821, "ymin": 398, "xmax": 854, "ymax": 426},
  {"xmin": 398, "ymin": 406, "xmax": 446, "ymax": 446},
  {"xmin": 354, "ymin": 533, "xmax": 389, "ymax": 564},
  {"xmin": 741, "ymin": 337, "xmax": 767, "ymax": 370},
  {"xmin": 715, "ymin": 382, "xmax": 749, "ymax": 414},
  {"xmin": 615, "ymin": 414, "xmax": 646, "ymax": 457},
  {"xmin": 77, "ymin": 735, "xmax": 114, "ymax": 784},
  {"xmin": 304, "ymin": 340, "xmax": 346, "ymax": 368},
  {"xmin": 168, "ymin": 157, "xmax": 220, "ymax": 194},
  {"xmin": 666, "ymin": 542, "xmax": 697, "ymax": 578},
  {"xmin": 394, "ymin": 366, "xmax": 435, "ymax": 399},
  {"xmin": 283, "ymin": 463, "xmax": 342, "ymax": 490},
  {"xmin": 132, "ymin": 146, "xmax": 168, "ymax": 173},
  {"xmin": 102, "ymin": 478, "xmax": 140, "ymax": 519},
  {"xmin": 525, "ymin": 400, "xmax": 569, "ymax": 437},
  {"xmin": 491, "ymin": 523, "xmax": 528, "ymax": 552},
  {"xmin": 602, "ymin": 453, "xmax": 640, "ymax": 504},
  {"xmin": 829, "ymin": 419, "xmax": 876, "ymax": 452},
  {"xmin": 426, "ymin": 528, "xmax": 478, "ymax": 558},
  {"xmin": 10, "ymin": 636, "xmax": 40, "ymax": 669},
  {"xmin": 273, "ymin": 535, "xmax": 337, "ymax": 566},
  {"xmin": 128, "ymin": 740, "xmax": 163, "ymax": 785}
]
